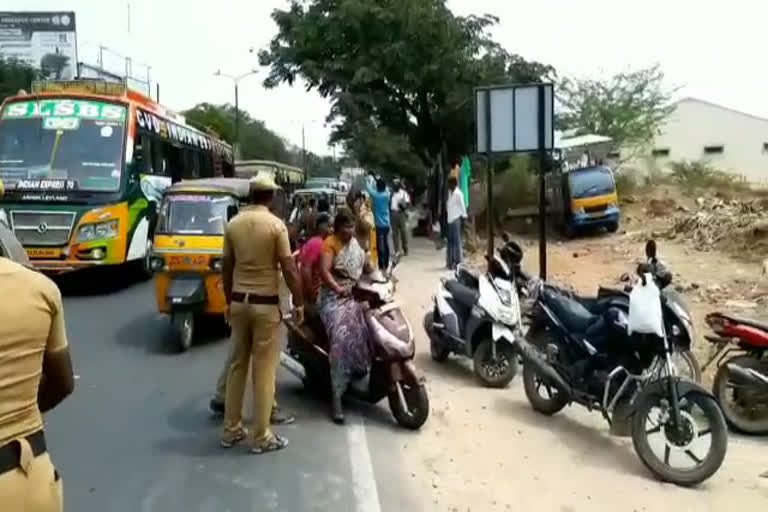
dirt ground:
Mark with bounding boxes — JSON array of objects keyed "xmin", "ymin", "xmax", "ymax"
[{"xmin": 395, "ymin": 231, "xmax": 768, "ymax": 511}]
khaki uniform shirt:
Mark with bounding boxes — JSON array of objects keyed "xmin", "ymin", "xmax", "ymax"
[
  {"xmin": 224, "ymin": 205, "xmax": 292, "ymax": 297},
  {"xmin": 0, "ymin": 258, "xmax": 69, "ymax": 446}
]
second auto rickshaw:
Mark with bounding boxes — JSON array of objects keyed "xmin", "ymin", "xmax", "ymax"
[{"xmin": 150, "ymin": 178, "xmax": 250, "ymax": 351}]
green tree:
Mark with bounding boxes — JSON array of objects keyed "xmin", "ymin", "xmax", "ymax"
[
  {"xmin": 557, "ymin": 64, "xmax": 676, "ymax": 159},
  {"xmin": 182, "ymin": 103, "xmax": 292, "ymax": 162},
  {"xmin": 259, "ymin": 0, "xmax": 553, "ymax": 170},
  {"xmin": 40, "ymin": 53, "xmax": 70, "ymax": 80},
  {"xmin": 0, "ymin": 56, "xmax": 39, "ymax": 103}
]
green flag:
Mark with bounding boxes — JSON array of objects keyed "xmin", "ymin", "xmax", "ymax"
[{"xmin": 460, "ymin": 156, "xmax": 471, "ymax": 208}]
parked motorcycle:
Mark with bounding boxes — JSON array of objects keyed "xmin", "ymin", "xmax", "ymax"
[
  {"xmin": 282, "ymin": 255, "xmax": 429, "ymax": 430},
  {"xmin": 593, "ymin": 241, "xmax": 702, "ymax": 382},
  {"xmin": 704, "ymin": 312, "xmax": 768, "ymax": 434},
  {"xmin": 513, "ymin": 254, "xmax": 727, "ymax": 486},
  {"xmin": 424, "ymin": 244, "xmax": 523, "ymax": 388}
]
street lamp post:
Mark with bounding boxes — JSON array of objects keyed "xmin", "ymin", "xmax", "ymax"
[{"xmin": 214, "ymin": 69, "xmax": 258, "ymax": 159}]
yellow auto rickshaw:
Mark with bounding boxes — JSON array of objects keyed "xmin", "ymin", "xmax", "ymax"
[{"xmin": 150, "ymin": 178, "xmax": 251, "ymax": 351}]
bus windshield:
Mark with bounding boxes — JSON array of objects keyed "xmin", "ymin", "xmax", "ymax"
[
  {"xmin": 568, "ymin": 167, "xmax": 615, "ymax": 199},
  {"xmin": 157, "ymin": 195, "xmax": 235, "ymax": 235},
  {"xmin": 0, "ymin": 98, "xmax": 126, "ymax": 192}
]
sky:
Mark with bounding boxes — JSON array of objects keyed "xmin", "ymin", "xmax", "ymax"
[{"xmin": 5, "ymin": 0, "xmax": 768, "ymax": 156}]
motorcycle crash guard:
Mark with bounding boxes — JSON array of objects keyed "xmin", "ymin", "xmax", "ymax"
[
  {"xmin": 628, "ymin": 377, "xmax": 715, "ymax": 415},
  {"xmin": 167, "ymin": 275, "xmax": 207, "ymax": 310}
]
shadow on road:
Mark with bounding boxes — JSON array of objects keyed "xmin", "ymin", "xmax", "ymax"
[
  {"xmin": 54, "ymin": 265, "xmax": 145, "ymax": 297},
  {"xmin": 496, "ymin": 397, "xmax": 648, "ymax": 479},
  {"xmin": 415, "ymin": 351, "xmax": 476, "ymax": 385},
  {"xmin": 114, "ymin": 312, "xmax": 227, "ymax": 355},
  {"xmin": 114, "ymin": 311, "xmax": 176, "ymax": 355}
]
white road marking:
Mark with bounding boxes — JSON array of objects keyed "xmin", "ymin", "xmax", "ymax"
[{"xmin": 346, "ymin": 414, "xmax": 382, "ymax": 512}]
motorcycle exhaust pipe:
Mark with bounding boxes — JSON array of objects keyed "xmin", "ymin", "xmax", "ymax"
[
  {"xmin": 280, "ymin": 351, "xmax": 307, "ymax": 381},
  {"xmin": 726, "ymin": 363, "xmax": 768, "ymax": 387},
  {"xmin": 515, "ymin": 337, "xmax": 573, "ymax": 399}
]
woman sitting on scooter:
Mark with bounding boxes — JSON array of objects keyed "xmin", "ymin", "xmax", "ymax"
[{"xmin": 318, "ymin": 208, "xmax": 376, "ymax": 424}]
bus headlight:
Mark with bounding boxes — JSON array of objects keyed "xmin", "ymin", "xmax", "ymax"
[
  {"xmin": 210, "ymin": 257, "xmax": 223, "ymax": 272},
  {"xmin": 77, "ymin": 220, "xmax": 119, "ymax": 242},
  {"xmin": 574, "ymin": 206, "xmax": 585, "ymax": 215}
]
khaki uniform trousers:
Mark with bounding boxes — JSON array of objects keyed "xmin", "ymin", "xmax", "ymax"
[
  {"xmin": 223, "ymin": 301, "xmax": 281, "ymax": 446},
  {"xmin": 0, "ymin": 440, "xmax": 62, "ymax": 512}
]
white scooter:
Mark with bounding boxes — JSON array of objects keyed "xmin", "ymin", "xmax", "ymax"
[{"xmin": 424, "ymin": 248, "xmax": 523, "ymax": 387}]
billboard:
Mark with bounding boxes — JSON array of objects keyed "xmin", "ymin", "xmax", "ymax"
[{"xmin": 0, "ymin": 12, "xmax": 78, "ymax": 80}]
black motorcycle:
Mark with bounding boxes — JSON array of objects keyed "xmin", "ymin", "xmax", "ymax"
[
  {"xmin": 515, "ymin": 260, "xmax": 728, "ymax": 486},
  {"xmin": 595, "ymin": 241, "xmax": 701, "ymax": 382}
]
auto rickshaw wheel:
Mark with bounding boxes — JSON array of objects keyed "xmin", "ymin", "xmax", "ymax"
[{"xmin": 171, "ymin": 311, "xmax": 194, "ymax": 352}]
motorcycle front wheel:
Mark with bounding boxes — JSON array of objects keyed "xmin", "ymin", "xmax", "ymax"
[
  {"xmin": 713, "ymin": 355, "xmax": 768, "ymax": 435},
  {"xmin": 632, "ymin": 387, "xmax": 727, "ymax": 486},
  {"xmin": 473, "ymin": 339, "xmax": 518, "ymax": 388},
  {"xmin": 388, "ymin": 382, "xmax": 429, "ymax": 430}
]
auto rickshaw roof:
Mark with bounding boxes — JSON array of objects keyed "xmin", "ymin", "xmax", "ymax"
[{"xmin": 165, "ymin": 178, "xmax": 252, "ymax": 199}]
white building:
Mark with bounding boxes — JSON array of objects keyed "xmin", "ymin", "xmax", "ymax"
[{"xmin": 625, "ymin": 97, "xmax": 768, "ymax": 184}]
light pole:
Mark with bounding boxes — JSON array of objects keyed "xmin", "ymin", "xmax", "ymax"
[{"xmin": 214, "ymin": 69, "xmax": 258, "ymax": 159}]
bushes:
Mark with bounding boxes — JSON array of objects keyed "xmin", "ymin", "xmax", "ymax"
[
  {"xmin": 668, "ymin": 160, "xmax": 746, "ymax": 190},
  {"xmin": 494, "ymin": 156, "xmax": 537, "ymax": 210}
]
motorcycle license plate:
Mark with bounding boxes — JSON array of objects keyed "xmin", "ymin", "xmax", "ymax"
[{"xmin": 492, "ymin": 323, "xmax": 515, "ymax": 343}]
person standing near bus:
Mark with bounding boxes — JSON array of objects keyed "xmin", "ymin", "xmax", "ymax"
[
  {"xmin": 0, "ymin": 244, "xmax": 75, "ymax": 510},
  {"xmin": 365, "ymin": 176, "xmax": 391, "ymax": 270},
  {"xmin": 220, "ymin": 175, "xmax": 304, "ymax": 454}
]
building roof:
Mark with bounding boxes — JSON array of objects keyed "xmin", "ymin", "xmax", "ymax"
[
  {"xmin": 675, "ymin": 97, "xmax": 768, "ymax": 123},
  {"xmin": 555, "ymin": 132, "xmax": 612, "ymax": 149}
]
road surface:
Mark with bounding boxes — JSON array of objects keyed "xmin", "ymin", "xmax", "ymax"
[{"xmin": 47, "ymin": 268, "xmax": 420, "ymax": 512}]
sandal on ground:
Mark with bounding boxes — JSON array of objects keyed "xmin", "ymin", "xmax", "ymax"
[
  {"xmin": 220, "ymin": 427, "xmax": 248, "ymax": 448},
  {"xmin": 250, "ymin": 435, "xmax": 289, "ymax": 455}
]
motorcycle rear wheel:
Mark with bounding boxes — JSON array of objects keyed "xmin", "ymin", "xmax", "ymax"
[
  {"xmin": 713, "ymin": 355, "xmax": 768, "ymax": 435},
  {"xmin": 632, "ymin": 388, "xmax": 727, "ymax": 486},
  {"xmin": 522, "ymin": 363, "xmax": 569, "ymax": 415},
  {"xmin": 388, "ymin": 382, "xmax": 429, "ymax": 430}
]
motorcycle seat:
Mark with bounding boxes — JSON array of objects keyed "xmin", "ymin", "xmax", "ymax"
[
  {"xmin": 456, "ymin": 265, "xmax": 480, "ymax": 289},
  {"xmin": 541, "ymin": 286, "xmax": 597, "ymax": 334},
  {"xmin": 718, "ymin": 314, "xmax": 768, "ymax": 335},
  {"xmin": 444, "ymin": 279, "xmax": 480, "ymax": 308}
]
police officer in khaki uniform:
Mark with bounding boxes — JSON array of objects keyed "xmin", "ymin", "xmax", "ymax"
[
  {"xmin": 0, "ymin": 221, "xmax": 75, "ymax": 510},
  {"xmin": 220, "ymin": 174, "xmax": 304, "ymax": 454}
]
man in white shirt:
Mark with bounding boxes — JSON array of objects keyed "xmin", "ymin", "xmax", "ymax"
[
  {"xmin": 445, "ymin": 175, "xmax": 467, "ymax": 270},
  {"xmin": 390, "ymin": 180, "xmax": 410, "ymax": 256}
]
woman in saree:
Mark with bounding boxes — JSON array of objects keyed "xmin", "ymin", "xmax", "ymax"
[{"xmin": 318, "ymin": 208, "xmax": 375, "ymax": 424}]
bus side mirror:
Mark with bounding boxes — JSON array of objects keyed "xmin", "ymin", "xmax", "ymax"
[{"xmin": 227, "ymin": 205, "xmax": 238, "ymax": 221}]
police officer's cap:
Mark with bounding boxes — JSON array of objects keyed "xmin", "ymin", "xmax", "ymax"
[{"xmin": 249, "ymin": 174, "xmax": 281, "ymax": 192}]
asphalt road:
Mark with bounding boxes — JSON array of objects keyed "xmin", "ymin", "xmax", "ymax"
[{"xmin": 46, "ymin": 268, "xmax": 420, "ymax": 512}]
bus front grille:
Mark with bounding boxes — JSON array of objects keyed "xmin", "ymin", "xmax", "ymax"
[{"xmin": 10, "ymin": 211, "xmax": 76, "ymax": 246}]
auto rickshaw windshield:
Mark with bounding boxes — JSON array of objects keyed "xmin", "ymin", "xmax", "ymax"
[{"xmin": 157, "ymin": 194, "xmax": 235, "ymax": 235}]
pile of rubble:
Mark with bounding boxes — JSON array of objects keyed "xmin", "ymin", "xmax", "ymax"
[{"xmin": 663, "ymin": 197, "xmax": 768, "ymax": 251}]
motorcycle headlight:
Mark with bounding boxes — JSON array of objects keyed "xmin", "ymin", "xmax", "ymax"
[{"xmin": 77, "ymin": 220, "xmax": 119, "ymax": 242}]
